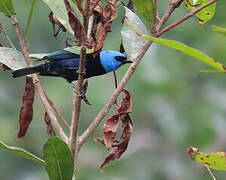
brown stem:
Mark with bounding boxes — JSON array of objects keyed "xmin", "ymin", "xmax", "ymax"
[
  {"xmin": 11, "ymin": 15, "xmax": 68, "ymax": 143},
  {"xmin": 156, "ymin": 0, "xmax": 183, "ymax": 31},
  {"xmin": 70, "ymin": 0, "xmax": 91, "ymax": 178},
  {"xmin": 70, "ymin": 46, "xmax": 87, "ymax": 152},
  {"xmin": 157, "ymin": 0, "xmax": 218, "ymax": 36}
]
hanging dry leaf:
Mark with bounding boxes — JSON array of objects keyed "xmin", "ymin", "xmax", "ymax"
[
  {"xmin": 44, "ymin": 112, "xmax": 56, "ymax": 136},
  {"xmin": 100, "ymin": 113, "xmax": 133, "ymax": 171},
  {"xmin": 117, "ymin": 89, "xmax": 133, "ymax": 114},
  {"xmin": 103, "ymin": 115, "xmax": 119, "ymax": 149},
  {"xmin": 94, "ymin": 1, "xmax": 118, "ymax": 54},
  {"xmin": 64, "ymin": 0, "xmax": 89, "ymax": 45},
  {"xmin": 98, "ymin": 89, "xmax": 133, "ymax": 171},
  {"xmin": 18, "ymin": 76, "xmax": 35, "ymax": 138}
]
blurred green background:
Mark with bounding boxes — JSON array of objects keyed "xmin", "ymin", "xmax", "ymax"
[{"xmin": 1, "ymin": 0, "xmax": 226, "ymax": 179}]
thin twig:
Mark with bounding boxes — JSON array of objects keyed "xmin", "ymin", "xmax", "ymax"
[
  {"xmin": 205, "ymin": 166, "xmax": 216, "ymax": 180},
  {"xmin": 11, "ymin": 15, "xmax": 69, "ymax": 143},
  {"xmin": 157, "ymin": 0, "xmax": 218, "ymax": 36},
  {"xmin": 0, "ymin": 23, "xmax": 16, "ymax": 50},
  {"xmin": 156, "ymin": 0, "xmax": 183, "ymax": 31}
]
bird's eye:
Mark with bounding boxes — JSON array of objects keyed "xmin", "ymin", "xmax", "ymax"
[{"xmin": 115, "ymin": 56, "xmax": 127, "ymax": 62}]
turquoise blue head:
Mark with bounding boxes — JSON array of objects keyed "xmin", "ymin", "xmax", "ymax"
[{"xmin": 100, "ymin": 50, "xmax": 132, "ymax": 72}]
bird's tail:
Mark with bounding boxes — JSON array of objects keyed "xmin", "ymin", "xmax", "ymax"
[{"xmin": 12, "ymin": 64, "xmax": 44, "ymax": 78}]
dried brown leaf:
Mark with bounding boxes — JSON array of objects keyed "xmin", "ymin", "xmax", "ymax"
[
  {"xmin": 44, "ymin": 112, "xmax": 56, "ymax": 136},
  {"xmin": 64, "ymin": 0, "xmax": 89, "ymax": 45},
  {"xmin": 117, "ymin": 89, "xmax": 133, "ymax": 114},
  {"xmin": 103, "ymin": 115, "xmax": 119, "ymax": 149},
  {"xmin": 18, "ymin": 76, "xmax": 35, "ymax": 138},
  {"xmin": 94, "ymin": 1, "xmax": 118, "ymax": 54},
  {"xmin": 100, "ymin": 113, "xmax": 133, "ymax": 171}
]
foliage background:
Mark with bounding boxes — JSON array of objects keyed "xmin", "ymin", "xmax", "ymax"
[{"xmin": 1, "ymin": 0, "xmax": 226, "ymax": 179}]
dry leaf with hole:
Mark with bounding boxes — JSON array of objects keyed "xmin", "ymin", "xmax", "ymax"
[
  {"xmin": 100, "ymin": 113, "xmax": 133, "ymax": 171},
  {"xmin": 117, "ymin": 89, "xmax": 133, "ymax": 114}
]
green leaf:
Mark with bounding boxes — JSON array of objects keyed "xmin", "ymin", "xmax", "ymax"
[
  {"xmin": 125, "ymin": 21, "xmax": 225, "ymax": 71},
  {"xmin": 43, "ymin": 137, "xmax": 74, "ymax": 180},
  {"xmin": 65, "ymin": 46, "xmax": 94, "ymax": 54},
  {"xmin": 188, "ymin": 147, "xmax": 226, "ymax": 170},
  {"xmin": 184, "ymin": 0, "xmax": 216, "ymax": 26},
  {"xmin": 211, "ymin": 25, "xmax": 226, "ymax": 36},
  {"xmin": 0, "ymin": 140, "xmax": 45, "ymax": 165},
  {"xmin": 41, "ymin": 0, "xmax": 74, "ymax": 34},
  {"xmin": 132, "ymin": 0, "xmax": 154, "ymax": 25},
  {"xmin": 0, "ymin": 47, "xmax": 27, "ymax": 70},
  {"xmin": 0, "ymin": 0, "xmax": 14, "ymax": 17},
  {"xmin": 121, "ymin": 7, "xmax": 148, "ymax": 60}
]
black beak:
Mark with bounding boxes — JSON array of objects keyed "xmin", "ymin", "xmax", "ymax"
[{"xmin": 124, "ymin": 60, "xmax": 133, "ymax": 64}]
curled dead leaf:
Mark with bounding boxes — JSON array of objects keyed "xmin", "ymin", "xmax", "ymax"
[
  {"xmin": 103, "ymin": 115, "xmax": 119, "ymax": 149},
  {"xmin": 93, "ymin": 1, "xmax": 118, "ymax": 54},
  {"xmin": 100, "ymin": 113, "xmax": 133, "ymax": 171},
  {"xmin": 18, "ymin": 76, "xmax": 35, "ymax": 138},
  {"xmin": 98, "ymin": 89, "xmax": 133, "ymax": 171},
  {"xmin": 117, "ymin": 89, "xmax": 133, "ymax": 114}
]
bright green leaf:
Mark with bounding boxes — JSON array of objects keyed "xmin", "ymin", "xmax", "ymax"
[
  {"xmin": 0, "ymin": 0, "xmax": 14, "ymax": 17},
  {"xmin": 0, "ymin": 140, "xmax": 45, "ymax": 165},
  {"xmin": 184, "ymin": 0, "xmax": 216, "ymax": 26},
  {"xmin": 211, "ymin": 25, "xmax": 226, "ymax": 36},
  {"xmin": 125, "ymin": 20, "xmax": 225, "ymax": 71},
  {"xmin": 43, "ymin": 137, "xmax": 74, "ymax": 180},
  {"xmin": 41, "ymin": 0, "xmax": 74, "ymax": 34},
  {"xmin": 0, "ymin": 47, "xmax": 27, "ymax": 70},
  {"xmin": 121, "ymin": 7, "xmax": 148, "ymax": 60},
  {"xmin": 65, "ymin": 46, "xmax": 94, "ymax": 54},
  {"xmin": 188, "ymin": 147, "xmax": 226, "ymax": 170},
  {"xmin": 132, "ymin": 0, "xmax": 154, "ymax": 26}
]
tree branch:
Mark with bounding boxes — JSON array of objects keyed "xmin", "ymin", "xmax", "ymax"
[
  {"xmin": 70, "ymin": 0, "xmax": 91, "ymax": 178},
  {"xmin": 157, "ymin": 0, "xmax": 218, "ymax": 36},
  {"xmin": 76, "ymin": 0, "xmax": 184, "ymax": 152},
  {"xmin": 11, "ymin": 15, "xmax": 69, "ymax": 143}
]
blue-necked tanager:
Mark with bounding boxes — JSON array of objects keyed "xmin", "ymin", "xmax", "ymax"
[{"xmin": 12, "ymin": 49, "xmax": 132, "ymax": 83}]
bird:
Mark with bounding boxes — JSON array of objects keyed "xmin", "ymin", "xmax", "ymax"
[{"xmin": 12, "ymin": 50, "xmax": 132, "ymax": 83}]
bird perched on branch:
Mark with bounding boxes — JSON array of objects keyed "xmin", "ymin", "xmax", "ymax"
[{"xmin": 12, "ymin": 50, "xmax": 132, "ymax": 83}]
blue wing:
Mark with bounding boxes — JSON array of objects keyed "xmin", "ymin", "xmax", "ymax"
[{"xmin": 43, "ymin": 50, "xmax": 80, "ymax": 61}]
